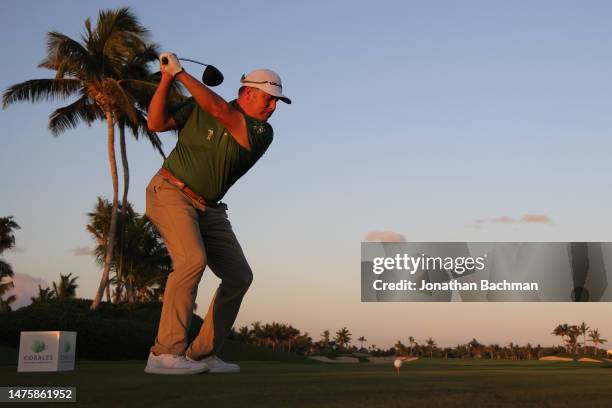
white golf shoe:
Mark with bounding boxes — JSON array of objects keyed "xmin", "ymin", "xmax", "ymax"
[
  {"xmin": 144, "ymin": 352, "xmax": 209, "ymax": 375},
  {"xmin": 187, "ymin": 355, "xmax": 240, "ymax": 373}
]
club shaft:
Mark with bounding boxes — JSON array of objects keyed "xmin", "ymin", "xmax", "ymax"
[{"xmin": 178, "ymin": 58, "xmax": 209, "ymax": 67}]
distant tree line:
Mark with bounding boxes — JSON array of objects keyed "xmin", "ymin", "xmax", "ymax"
[{"xmin": 228, "ymin": 322, "xmax": 610, "ymax": 359}]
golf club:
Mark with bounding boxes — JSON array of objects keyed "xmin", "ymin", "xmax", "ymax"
[{"xmin": 160, "ymin": 56, "xmax": 224, "ymax": 87}]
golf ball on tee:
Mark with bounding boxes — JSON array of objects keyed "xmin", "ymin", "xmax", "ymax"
[{"xmin": 394, "ymin": 359, "xmax": 403, "ymax": 369}]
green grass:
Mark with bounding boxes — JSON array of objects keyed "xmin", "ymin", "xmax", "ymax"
[{"xmin": 2, "ymin": 347, "xmax": 612, "ymax": 407}]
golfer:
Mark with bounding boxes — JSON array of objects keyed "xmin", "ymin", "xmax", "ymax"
[{"xmin": 144, "ymin": 53, "xmax": 290, "ymax": 374}]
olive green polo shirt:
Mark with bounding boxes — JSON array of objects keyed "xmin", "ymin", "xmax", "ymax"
[{"xmin": 162, "ymin": 98, "xmax": 273, "ymax": 202}]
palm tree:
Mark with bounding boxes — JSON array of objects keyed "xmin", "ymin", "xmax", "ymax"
[
  {"xmin": 0, "ymin": 216, "xmax": 20, "ymax": 253},
  {"xmin": 535, "ymin": 344, "xmax": 543, "ymax": 359},
  {"xmin": 394, "ymin": 340, "xmax": 406, "ymax": 356},
  {"xmin": 321, "ymin": 330, "xmax": 331, "ymax": 343},
  {"xmin": 525, "ymin": 343, "xmax": 534, "ymax": 360},
  {"xmin": 319, "ymin": 330, "xmax": 331, "ymax": 352},
  {"xmin": 52, "ymin": 273, "xmax": 78, "ymax": 301},
  {"xmin": 408, "ymin": 336, "xmax": 415, "ymax": 356},
  {"xmin": 468, "ymin": 338, "xmax": 483, "ymax": 358},
  {"xmin": 588, "ymin": 329, "xmax": 607, "ymax": 356},
  {"xmin": 579, "ymin": 322, "xmax": 589, "ymax": 354},
  {"xmin": 553, "ymin": 323, "xmax": 570, "ymax": 353},
  {"xmin": 251, "ymin": 321, "xmax": 264, "ymax": 347},
  {"xmin": 426, "ymin": 338, "xmax": 436, "ymax": 358},
  {"xmin": 235, "ymin": 326, "xmax": 252, "ymax": 343},
  {"xmin": 291, "ymin": 331, "xmax": 312, "ymax": 355},
  {"xmin": 261, "ymin": 322, "xmax": 289, "ymax": 352},
  {"xmin": 30, "ymin": 285, "xmax": 55, "ymax": 304},
  {"xmin": 277, "ymin": 324, "xmax": 300, "ymax": 352},
  {"xmin": 0, "ymin": 216, "xmax": 20, "ymax": 279},
  {"xmin": 335, "ymin": 327, "xmax": 352, "ymax": 351},
  {"xmin": 490, "ymin": 344, "xmax": 501, "ymax": 360},
  {"xmin": 567, "ymin": 325, "xmax": 580, "ymax": 354},
  {"xmin": 124, "ymin": 213, "xmax": 171, "ymax": 301},
  {"xmin": 87, "ymin": 197, "xmax": 171, "ymax": 302},
  {"xmin": 2, "ymin": 8, "xmax": 162, "ymax": 310},
  {"xmin": 357, "ymin": 336, "xmax": 367, "ymax": 350},
  {"xmin": 0, "ymin": 216, "xmax": 20, "ymax": 310}
]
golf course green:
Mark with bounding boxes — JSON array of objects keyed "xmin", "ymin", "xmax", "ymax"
[{"xmin": 2, "ymin": 346, "xmax": 611, "ymax": 407}]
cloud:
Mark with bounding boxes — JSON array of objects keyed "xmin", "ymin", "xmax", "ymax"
[
  {"xmin": 2, "ymin": 272, "xmax": 48, "ymax": 310},
  {"xmin": 364, "ymin": 231, "xmax": 407, "ymax": 242},
  {"xmin": 72, "ymin": 246, "xmax": 95, "ymax": 256},
  {"xmin": 520, "ymin": 214, "xmax": 552, "ymax": 224},
  {"xmin": 471, "ymin": 214, "xmax": 553, "ymax": 227}
]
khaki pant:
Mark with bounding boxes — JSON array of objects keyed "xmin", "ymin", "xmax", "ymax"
[{"xmin": 145, "ymin": 174, "xmax": 252, "ymax": 359}]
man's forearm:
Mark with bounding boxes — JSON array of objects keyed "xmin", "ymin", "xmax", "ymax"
[
  {"xmin": 175, "ymin": 71, "xmax": 232, "ymax": 120},
  {"xmin": 147, "ymin": 73, "xmax": 175, "ymax": 131}
]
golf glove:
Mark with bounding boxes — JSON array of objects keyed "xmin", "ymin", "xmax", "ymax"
[{"xmin": 159, "ymin": 52, "xmax": 184, "ymax": 78}]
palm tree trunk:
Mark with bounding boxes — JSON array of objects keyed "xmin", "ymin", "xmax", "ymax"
[
  {"xmin": 117, "ymin": 120, "xmax": 130, "ymax": 302},
  {"xmin": 91, "ymin": 111, "xmax": 119, "ymax": 310},
  {"xmin": 119, "ymin": 121, "xmax": 129, "ymax": 301},
  {"xmin": 120, "ymin": 122, "xmax": 129, "ymax": 218},
  {"xmin": 105, "ymin": 281, "xmax": 111, "ymax": 302},
  {"xmin": 132, "ymin": 282, "xmax": 137, "ymax": 302},
  {"xmin": 126, "ymin": 279, "xmax": 133, "ymax": 303}
]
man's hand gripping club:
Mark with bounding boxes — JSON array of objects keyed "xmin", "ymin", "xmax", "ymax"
[{"xmin": 160, "ymin": 52, "xmax": 184, "ymax": 78}]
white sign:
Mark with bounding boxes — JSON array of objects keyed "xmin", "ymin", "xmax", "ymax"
[{"xmin": 17, "ymin": 331, "xmax": 76, "ymax": 372}]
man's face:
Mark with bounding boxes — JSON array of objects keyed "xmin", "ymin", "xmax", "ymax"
[{"xmin": 244, "ymin": 87, "xmax": 278, "ymax": 121}]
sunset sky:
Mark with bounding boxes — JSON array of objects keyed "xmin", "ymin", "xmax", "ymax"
[{"xmin": 2, "ymin": 0, "xmax": 612, "ymax": 349}]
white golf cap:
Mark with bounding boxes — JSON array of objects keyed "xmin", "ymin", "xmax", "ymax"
[{"xmin": 240, "ymin": 69, "xmax": 291, "ymax": 104}]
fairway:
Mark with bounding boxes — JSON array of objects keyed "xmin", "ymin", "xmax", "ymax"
[{"xmin": 2, "ymin": 348, "xmax": 611, "ymax": 407}]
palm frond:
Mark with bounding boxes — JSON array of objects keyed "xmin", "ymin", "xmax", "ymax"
[
  {"xmin": 0, "ymin": 216, "xmax": 20, "ymax": 253},
  {"xmin": 82, "ymin": 17, "xmax": 94, "ymax": 50},
  {"xmin": 48, "ymin": 94, "xmax": 104, "ymax": 136},
  {"xmin": 0, "ymin": 260, "xmax": 14, "ymax": 279},
  {"xmin": 38, "ymin": 31, "xmax": 95, "ymax": 78},
  {"xmin": 96, "ymin": 8, "xmax": 149, "ymax": 69},
  {"xmin": 104, "ymin": 78, "xmax": 138, "ymax": 124},
  {"xmin": 2, "ymin": 79, "xmax": 82, "ymax": 109},
  {"xmin": 118, "ymin": 79, "xmax": 159, "ymax": 90},
  {"xmin": 125, "ymin": 43, "xmax": 159, "ymax": 73},
  {"xmin": 99, "ymin": 7, "xmax": 149, "ymax": 39}
]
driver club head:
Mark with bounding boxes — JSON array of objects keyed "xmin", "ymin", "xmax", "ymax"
[{"xmin": 202, "ymin": 65, "xmax": 224, "ymax": 87}]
